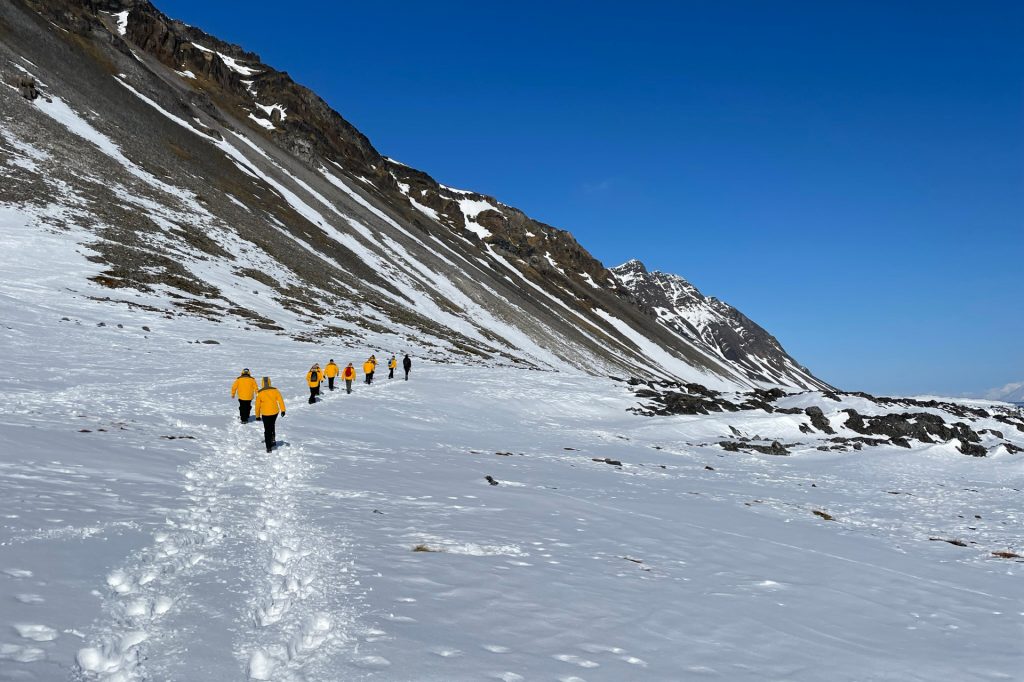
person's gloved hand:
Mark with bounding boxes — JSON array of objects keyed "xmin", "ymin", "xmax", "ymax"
[{"xmin": 281, "ymin": 412, "xmax": 286, "ymax": 418}]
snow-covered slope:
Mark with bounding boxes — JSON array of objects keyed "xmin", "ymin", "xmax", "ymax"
[
  {"xmin": 0, "ymin": 202, "xmax": 1022, "ymax": 681},
  {"xmin": 982, "ymin": 381, "xmax": 1024, "ymax": 403},
  {"xmin": 611, "ymin": 259, "xmax": 830, "ymax": 390},
  {"xmin": 0, "ymin": 0, "xmax": 828, "ymax": 391}
]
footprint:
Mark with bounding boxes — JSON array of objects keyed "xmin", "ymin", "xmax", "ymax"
[
  {"xmin": 106, "ymin": 569, "xmax": 134, "ymax": 594},
  {"xmin": 0, "ymin": 643, "xmax": 46, "ymax": 662},
  {"xmin": 290, "ymin": 613, "xmax": 332, "ymax": 654},
  {"xmin": 362, "ymin": 627, "xmax": 389, "ymax": 643},
  {"xmin": 384, "ymin": 614, "xmax": 416, "ymax": 623},
  {"xmin": 430, "ymin": 647, "xmax": 463, "ymax": 658},
  {"xmin": 13, "ymin": 624, "xmax": 58, "ymax": 641},
  {"xmin": 352, "ymin": 654, "xmax": 391, "ymax": 669},
  {"xmin": 580, "ymin": 643, "xmax": 624, "ymax": 654},
  {"xmin": 247, "ymin": 649, "xmax": 275, "ymax": 680},
  {"xmin": 484, "ymin": 644, "xmax": 512, "ymax": 653},
  {"xmin": 2, "ymin": 568, "xmax": 33, "ymax": 579},
  {"xmin": 489, "ymin": 673, "xmax": 524, "ymax": 681},
  {"xmin": 554, "ymin": 653, "xmax": 599, "ymax": 668},
  {"xmin": 14, "ymin": 594, "xmax": 44, "ymax": 604}
]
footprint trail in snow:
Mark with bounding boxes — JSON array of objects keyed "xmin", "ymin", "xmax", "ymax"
[{"xmin": 76, "ymin": 397, "xmax": 358, "ymax": 681}]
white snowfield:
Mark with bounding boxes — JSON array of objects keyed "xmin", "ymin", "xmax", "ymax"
[{"xmin": 0, "ymin": 210, "xmax": 1022, "ymax": 682}]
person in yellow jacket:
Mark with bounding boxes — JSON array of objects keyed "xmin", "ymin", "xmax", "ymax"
[
  {"xmin": 387, "ymin": 355, "xmax": 397, "ymax": 379},
  {"xmin": 230, "ymin": 368, "xmax": 260, "ymax": 423},
  {"xmin": 363, "ymin": 357, "xmax": 376, "ymax": 385},
  {"xmin": 306, "ymin": 364, "xmax": 323, "ymax": 404},
  {"xmin": 324, "ymin": 359, "xmax": 340, "ymax": 391},
  {"xmin": 342, "ymin": 362, "xmax": 356, "ymax": 394},
  {"xmin": 254, "ymin": 377, "xmax": 286, "ymax": 453}
]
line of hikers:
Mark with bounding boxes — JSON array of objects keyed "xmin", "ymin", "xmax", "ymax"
[{"xmin": 229, "ymin": 354, "xmax": 413, "ymax": 452}]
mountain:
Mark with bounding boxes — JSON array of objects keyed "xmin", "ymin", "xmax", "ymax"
[
  {"xmin": 0, "ymin": 0, "xmax": 829, "ymax": 390},
  {"xmin": 611, "ymin": 259, "xmax": 829, "ymax": 390},
  {"xmin": 981, "ymin": 381, "xmax": 1024, "ymax": 403}
]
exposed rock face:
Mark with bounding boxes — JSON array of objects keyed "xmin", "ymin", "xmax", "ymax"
[
  {"xmin": 611, "ymin": 260, "xmax": 830, "ymax": 390},
  {"xmin": 842, "ymin": 410, "xmax": 986, "ymax": 456},
  {"xmin": 627, "ymin": 382, "xmax": 1022, "ymax": 458},
  {"xmin": 0, "ymin": 0, "xmax": 828, "ymax": 389},
  {"xmin": 805, "ymin": 406, "xmax": 835, "ymax": 434}
]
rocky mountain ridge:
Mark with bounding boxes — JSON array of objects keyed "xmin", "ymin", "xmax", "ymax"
[
  {"xmin": 1, "ymin": 0, "xmax": 829, "ymax": 390},
  {"xmin": 611, "ymin": 259, "xmax": 829, "ymax": 389}
]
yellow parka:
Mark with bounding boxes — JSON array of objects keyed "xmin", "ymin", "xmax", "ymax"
[
  {"xmin": 362, "ymin": 360, "xmax": 375, "ymax": 375},
  {"xmin": 307, "ymin": 368, "xmax": 322, "ymax": 387},
  {"xmin": 255, "ymin": 387, "xmax": 285, "ymax": 417},
  {"xmin": 324, "ymin": 362, "xmax": 339, "ymax": 378},
  {"xmin": 388, "ymin": 357, "xmax": 397, "ymax": 370},
  {"xmin": 231, "ymin": 374, "xmax": 259, "ymax": 401},
  {"xmin": 342, "ymin": 365, "xmax": 356, "ymax": 380}
]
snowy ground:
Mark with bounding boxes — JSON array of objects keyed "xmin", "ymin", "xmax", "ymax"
[{"xmin": 1, "ymin": 218, "xmax": 1023, "ymax": 681}]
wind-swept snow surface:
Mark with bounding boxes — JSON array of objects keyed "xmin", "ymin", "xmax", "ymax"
[{"xmin": 0, "ymin": 209, "xmax": 1022, "ymax": 682}]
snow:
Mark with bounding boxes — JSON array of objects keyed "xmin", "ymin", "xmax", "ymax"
[
  {"xmin": 544, "ymin": 252, "xmax": 565, "ymax": 275},
  {"xmin": 0, "ymin": 125, "xmax": 49, "ymax": 172},
  {"xmin": 0, "ymin": 207, "xmax": 1021, "ymax": 680},
  {"xmin": 33, "ymin": 92, "xmax": 204, "ymax": 213},
  {"xmin": 113, "ymin": 10, "xmax": 129, "ymax": 36},
  {"xmin": 248, "ymin": 112, "xmax": 275, "ymax": 130},
  {"xmin": 458, "ymin": 198, "xmax": 496, "ymax": 239},
  {"xmin": 593, "ymin": 307, "xmax": 740, "ymax": 389},
  {"xmin": 254, "ymin": 102, "xmax": 287, "ymax": 121},
  {"xmin": 440, "ymin": 184, "xmax": 473, "ymax": 195},
  {"xmin": 175, "ymin": 69, "xmax": 196, "ymax": 79},
  {"xmin": 114, "ymin": 76, "xmax": 207, "ymax": 138},
  {"xmin": 409, "ymin": 196, "xmax": 439, "ymax": 220},
  {"xmin": 5, "ymin": 48, "xmax": 1023, "ymax": 678},
  {"xmin": 190, "ymin": 42, "xmax": 261, "ymax": 76}
]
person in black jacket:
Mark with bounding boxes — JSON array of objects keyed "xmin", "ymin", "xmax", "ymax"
[{"xmin": 402, "ymin": 354, "xmax": 412, "ymax": 381}]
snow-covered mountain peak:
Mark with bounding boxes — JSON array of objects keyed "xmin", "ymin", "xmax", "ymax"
[{"xmin": 611, "ymin": 260, "xmax": 830, "ymax": 390}]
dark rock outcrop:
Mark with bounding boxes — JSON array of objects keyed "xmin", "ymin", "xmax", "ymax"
[{"xmin": 804, "ymin": 406, "xmax": 835, "ymax": 434}]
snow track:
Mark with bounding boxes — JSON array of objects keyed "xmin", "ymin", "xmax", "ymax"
[
  {"xmin": 76, "ymin": 397, "xmax": 358, "ymax": 681},
  {"xmin": 239, "ymin": 425, "xmax": 355, "ymax": 681}
]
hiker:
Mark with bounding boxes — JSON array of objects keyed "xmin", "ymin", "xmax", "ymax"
[
  {"xmin": 254, "ymin": 377, "xmax": 285, "ymax": 453},
  {"xmin": 403, "ymin": 354, "xmax": 412, "ymax": 380},
  {"xmin": 342, "ymin": 362, "xmax": 356, "ymax": 394},
  {"xmin": 324, "ymin": 359, "xmax": 339, "ymax": 391},
  {"xmin": 307, "ymin": 364, "xmax": 323, "ymax": 403},
  {"xmin": 388, "ymin": 355, "xmax": 397, "ymax": 379},
  {"xmin": 363, "ymin": 357, "xmax": 375, "ymax": 385},
  {"xmin": 230, "ymin": 368, "xmax": 259, "ymax": 424}
]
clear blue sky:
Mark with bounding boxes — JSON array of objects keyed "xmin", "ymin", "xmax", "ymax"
[{"xmin": 158, "ymin": 1, "xmax": 1022, "ymax": 396}]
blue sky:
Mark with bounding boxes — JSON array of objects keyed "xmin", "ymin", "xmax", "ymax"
[{"xmin": 158, "ymin": 1, "xmax": 1022, "ymax": 396}]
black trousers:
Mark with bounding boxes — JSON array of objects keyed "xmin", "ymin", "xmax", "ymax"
[
  {"xmin": 238, "ymin": 399, "xmax": 252, "ymax": 423},
  {"xmin": 328, "ymin": 377, "xmax": 335, "ymax": 390},
  {"xmin": 261, "ymin": 414, "xmax": 277, "ymax": 451},
  {"xmin": 308, "ymin": 385, "xmax": 320, "ymax": 404},
  {"xmin": 388, "ymin": 367, "xmax": 394, "ymax": 379},
  {"xmin": 366, "ymin": 371, "xmax": 374, "ymax": 384},
  {"xmin": 345, "ymin": 379, "xmax": 352, "ymax": 394},
  {"xmin": 404, "ymin": 368, "xmax": 410, "ymax": 380}
]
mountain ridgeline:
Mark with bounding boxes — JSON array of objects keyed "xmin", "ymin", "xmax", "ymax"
[{"xmin": 0, "ymin": 0, "xmax": 831, "ymax": 391}]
